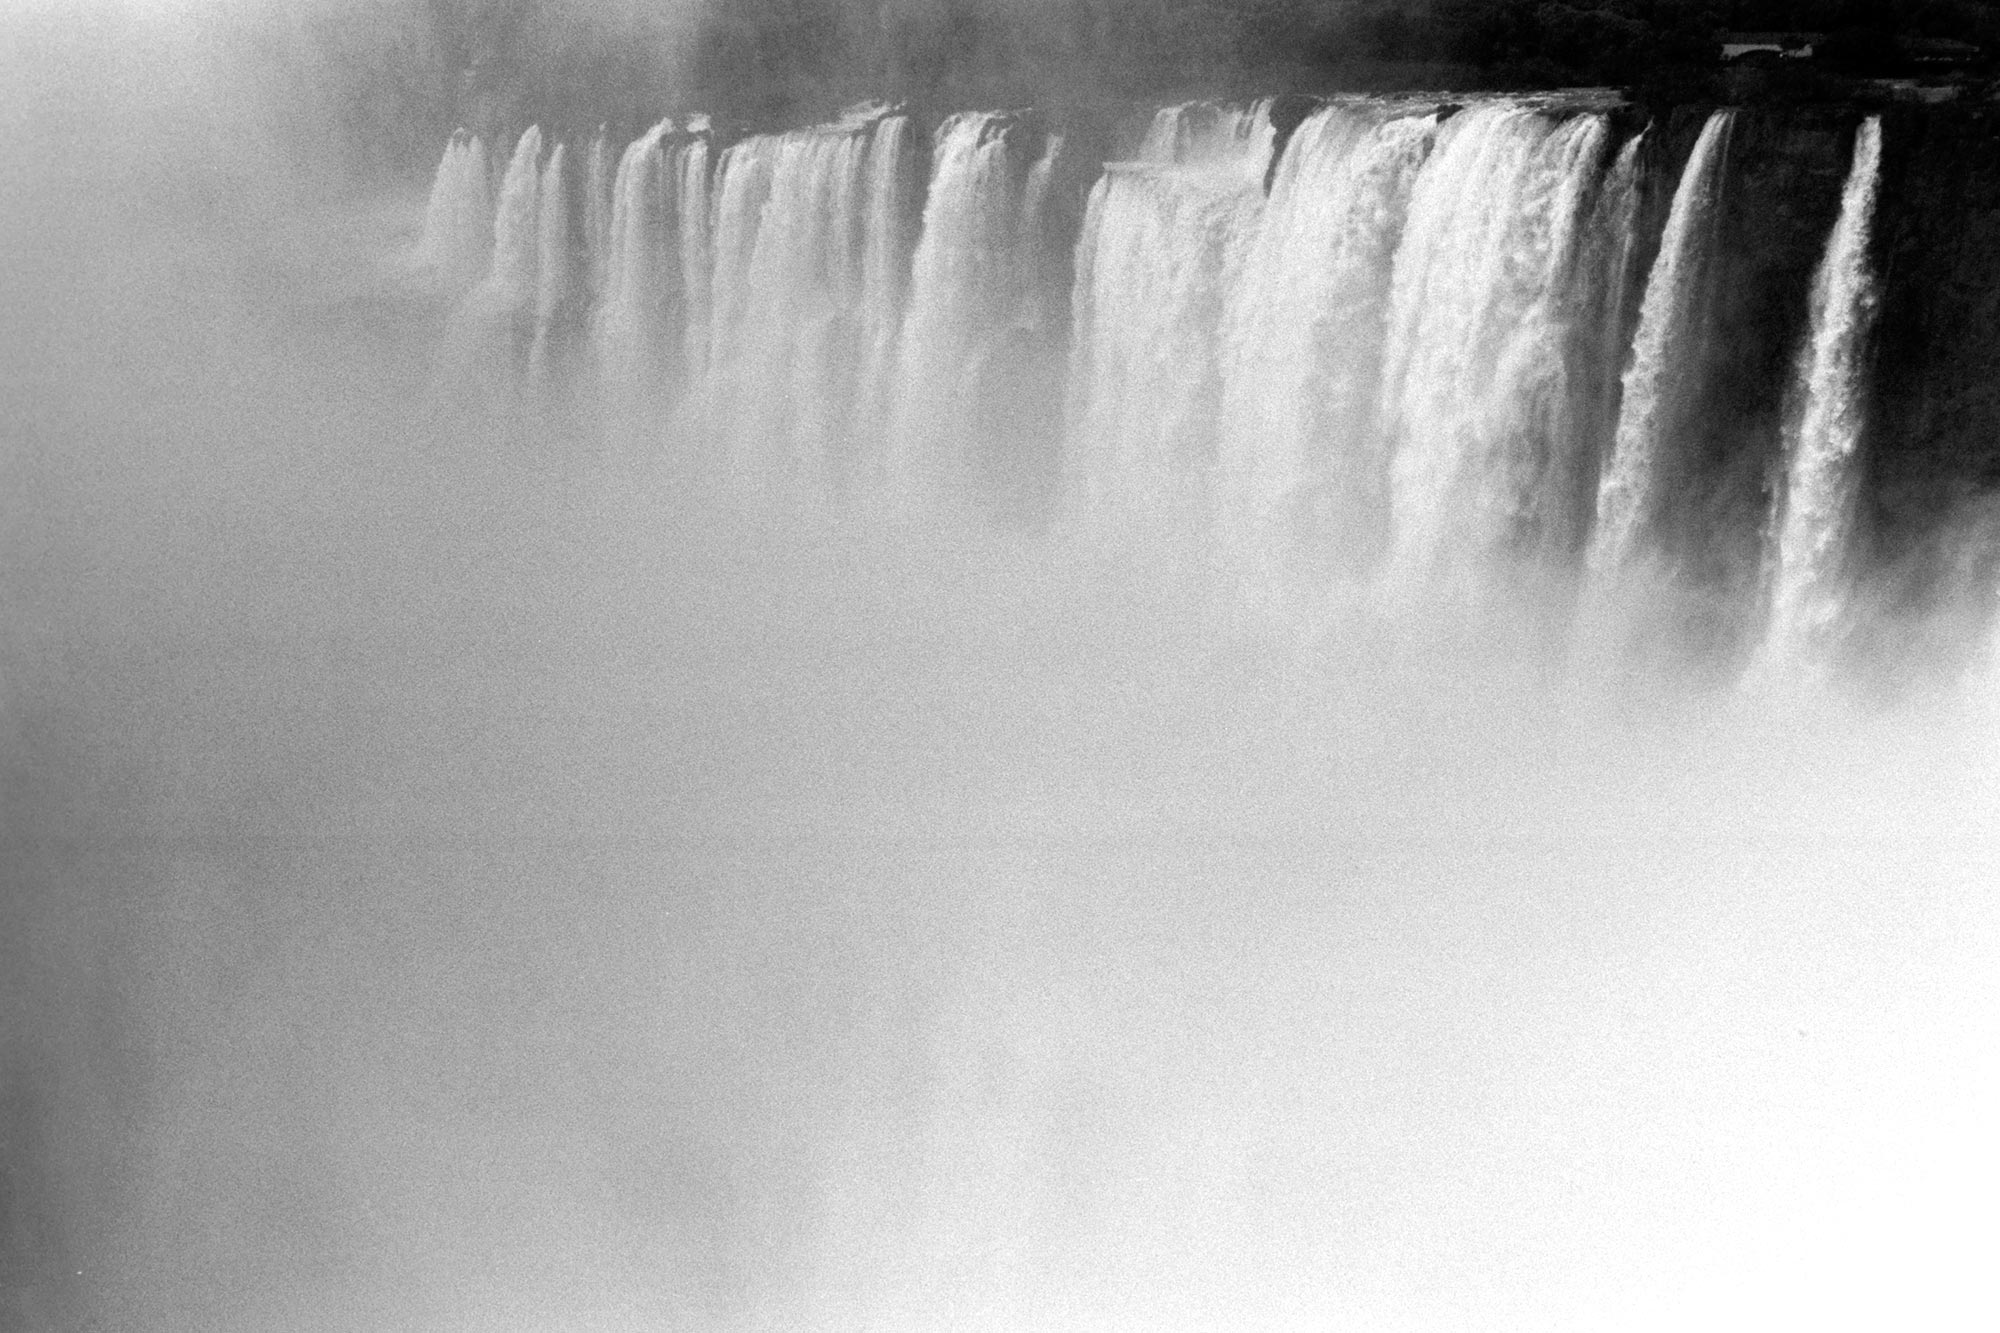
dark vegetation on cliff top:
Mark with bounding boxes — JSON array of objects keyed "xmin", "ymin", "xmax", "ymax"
[{"xmin": 265, "ymin": 1, "xmax": 2000, "ymax": 174}]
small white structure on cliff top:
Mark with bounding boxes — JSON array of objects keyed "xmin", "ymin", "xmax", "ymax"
[{"xmin": 1721, "ymin": 32, "xmax": 1823, "ymax": 61}]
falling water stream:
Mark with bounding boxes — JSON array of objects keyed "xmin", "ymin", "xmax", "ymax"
[
  {"xmin": 1590, "ymin": 109, "xmax": 1736, "ymax": 574},
  {"xmin": 1763, "ymin": 116, "xmax": 1885, "ymax": 669}
]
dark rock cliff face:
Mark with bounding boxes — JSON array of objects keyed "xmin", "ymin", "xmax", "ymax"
[{"xmin": 1871, "ymin": 106, "xmax": 2000, "ymax": 599}]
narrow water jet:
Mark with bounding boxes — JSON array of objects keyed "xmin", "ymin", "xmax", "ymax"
[
  {"xmin": 477, "ymin": 126, "xmax": 544, "ymax": 317},
  {"xmin": 529, "ymin": 142, "xmax": 573, "ymax": 380},
  {"xmin": 1574, "ymin": 129, "xmax": 1648, "ymax": 505},
  {"xmin": 582, "ymin": 130, "xmax": 615, "ymax": 304},
  {"xmin": 1590, "ymin": 110, "xmax": 1737, "ymax": 573},
  {"xmin": 851, "ymin": 114, "xmax": 921, "ymax": 490},
  {"xmin": 1762, "ymin": 116, "xmax": 1885, "ymax": 672}
]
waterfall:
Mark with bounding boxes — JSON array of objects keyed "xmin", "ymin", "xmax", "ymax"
[
  {"xmin": 583, "ymin": 130, "xmax": 615, "ymax": 303},
  {"xmin": 435, "ymin": 127, "xmax": 542, "ymax": 383},
  {"xmin": 675, "ymin": 137, "xmax": 714, "ymax": 392},
  {"xmin": 696, "ymin": 109, "xmax": 917, "ymax": 502},
  {"xmin": 410, "ymin": 131, "xmax": 494, "ymax": 290},
  {"xmin": 1576, "ymin": 131, "xmax": 1647, "ymax": 503},
  {"xmin": 596, "ymin": 120, "xmax": 672, "ymax": 391},
  {"xmin": 1590, "ymin": 110, "xmax": 1736, "ymax": 573},
  {"xmin": 410, "ymin": 133, "xmax": 461, "ymax": 278},
  {"xmin": 1763, "ymin": 116, "xmax": 1885, "ymax": 667},
  {"xmin": 1211, "ymin": 104, "xmax": 1436, "ymax": 601},
  {"xmin": 478, "ymin": 126, "xmax": 544, "ymax": 315},
  {"xmin": 398, "ymin": 101, "xmax": 1728, "ymax": 572},
  {"xmin": 1380, "ymin": 105, "xmax": 1610, "ymax": 581},
  {"xmin": 1136, "ymin": 100, "xmax": 1276, "ymax": 170},
  {"xmin": 703, "ymin": 116, "xmax": 884, "ymax": 500},
  {"xmin": 396, "ymin": 97, "xmax": 1928, "ymax": 674},
  {"xmin": 529, "ymin": 142, "xmax": 572, "ymax": 379},
  {"xmin": 1064, "ymin": 99, "xmax": 1616, "ymax": 603},
  {"xmin": 889, "ymin": 112, "xmax": 1038, "ymax": 512},
  {"xmin": 1065, "ymin": 103, "xmax": 1275, "ymax": 536},
  {"xmin": 852, "ymin": 114, "xmax": 921, "ymax": 478},
  {"xmin": 1015, "ymin": 133, "xmax": 1065, "ymax": 332}
]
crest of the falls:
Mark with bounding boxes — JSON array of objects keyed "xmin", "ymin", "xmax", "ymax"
[
  {"xmin": 410, "ymin": 132, "xmax": 494, "ymax": 290},
  {"xmin": 1065, "ymin": 102, "xmax": 1277, "ymax": 536},
  {"xmin": 1212, "ymin": 104, "xmax": 1437, "ymax": 601},
  {"xmin": 1135, "ymin": 100, "xmax": 1277, "ymax": 171},
  {"xmin": 702, "ymin": 112, "xmax": 908, "ymax": 500},
  {"xmin": 1381, "ymin": 105, "xmax": 1611, "ymax": 581},
  {"xmin": 1590, "ymin": 110, "xmax": 1736, "ymax": 573},
  {"xmin": 1763, "ymin": 117, "xmax": 1885, "ymax": 668}
]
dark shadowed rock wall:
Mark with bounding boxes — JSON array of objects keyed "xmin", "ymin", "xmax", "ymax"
[{"xmin": 1871, "ymin": 106, "xmax": 2000, "ymax": 597}]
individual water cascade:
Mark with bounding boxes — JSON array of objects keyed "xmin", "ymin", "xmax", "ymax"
[
  {"xmin": 1211, "ymin": 103, "xmax": 1437, "ymax": 602},
  {"xmin": 851, "ymin": 114, "xmax": 921, "ymax": 476},
  {"xmin": 1573, "ymin": 130, "xmax": 1648, "ymax": 497},
  {"xmin": 673, "ymin": 137, "xmax": 714, "ymax": 393},
  {"xmin": 475, "ymin": 125, "xmax": 544, "ymax": 316},
  {"xmin": 1763, "ymin": 116, "xmax": 1885, "ymax": 668},
  {"xmin": 702, "ymin": 111, "xmax": 894, "ymax": 501},
  {"xmin": 410, "ymin": 131, "xmax": 494, "ymax": 290},
  {"xmin": 1589, "ymin": 110, "xmax": 1736, "ymax": 573},
  {"xmin": 1065, "ymin": 102, "xmax": 1275, "ymax": 536},
  {"xmin": 702, "ymin": 131, "xmax": 777, "ymax": 397},
  {"xmin": 436, "ymin": 127, "xmax": 541, "ymax": 384},
  {"xmin": 595, "ymin": 120, "xmax": 672, "ymax": 391},
  {"xmin": 889, "ymin": 112, "xmax": 1045, "ymax": 513},
  {"xmin": 1013, "ymin": 132, "xmax": 1066, "ymax": 334},
  {"xmin": 529, "ymin": 142, "xmax": 572, "ymax": 379},
  {"xmin": 1380, "ymin": 104, "xmax": 1611, "ymax": 581},
  {"xmin": 582, "ymin": 130, "xmax": 615, "ymax": 303}
]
